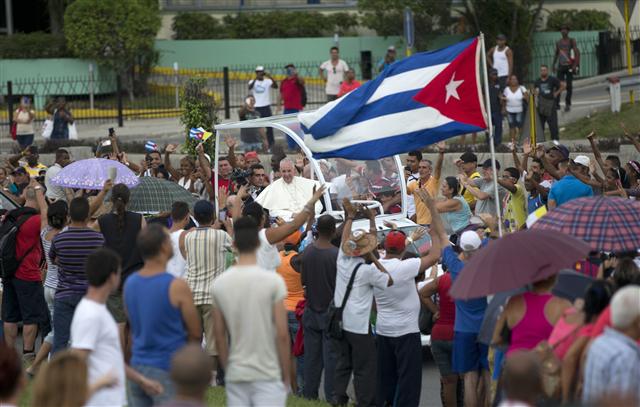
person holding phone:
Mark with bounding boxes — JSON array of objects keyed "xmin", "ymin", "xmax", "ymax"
[
  {"xmin": 319, "ymin": 46, "xmax": 349, "ymax": 102},
  {"xmin": 248, "ymin": 66, "xmax": 277, "ymax": 149},
  {"xmin": 13, "ymin": 97, "xmax": 36, "ymax": 149}
]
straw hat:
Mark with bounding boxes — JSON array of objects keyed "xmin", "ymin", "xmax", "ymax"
[{"xmin": 342, "ymin": 229, "xmax": 378, "ymax": 257}]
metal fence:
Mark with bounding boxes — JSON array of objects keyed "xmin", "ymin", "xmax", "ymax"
[{"xmin": 1, "ymin": 56, "xmax": 379, "ymax": 129}]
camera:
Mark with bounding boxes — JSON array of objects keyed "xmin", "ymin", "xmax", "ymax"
[{"xmin": 230, "ymin": 168, "xmax": 252, "ymax": 186}]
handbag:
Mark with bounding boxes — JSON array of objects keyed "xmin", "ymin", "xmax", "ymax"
[
  {"xmin": 10, "ymin": 122, "xmax": 17, "ymax": 140},
  {"xmin": 68, "ymin": 122, "xmax": 78, "ymax": 140},
  {"xmin": 326, "ymin": 263, "xmax": 363, "ymax": 340},
  {"xmin": 533, "ymin": 321, "xmax": 583, "ymax": 399}
]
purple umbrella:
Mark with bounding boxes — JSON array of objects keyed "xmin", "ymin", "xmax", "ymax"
[
  {"xmin": 51, "ymin": 158, "xmax": 139, "ymax": 190},
  {"xmin": 450, "ymin": 229, "xmax": 591, "ymax": 300}
]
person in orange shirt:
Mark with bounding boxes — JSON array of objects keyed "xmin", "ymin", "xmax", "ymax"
[
  {"xmin": 406, "ymin": 142, "xmax": 445, "ymax": 225},
  {"xmin": 276, "ymin": 242, "xmax": 305, "ymax": 394},
  {"xmin": 337, "ymin": 69, "xmax": 361, "ymax": 98}
]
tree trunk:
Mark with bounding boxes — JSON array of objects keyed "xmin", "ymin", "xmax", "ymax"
[{"xmin": 48, "ymin": 0, "xmax": 65, "ymax": 34}]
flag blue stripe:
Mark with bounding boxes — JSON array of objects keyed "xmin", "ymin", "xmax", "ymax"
[
  {"xmin": 303, "ymin": 37, "xmax": 477, "ymax": 139},
  {"xmin": 309, "ymin": 122, "xmax": 484, "ymax": 160},
  {"xmin": 330, "ymin": 90, "xmax": 425, "ymax": 127}
]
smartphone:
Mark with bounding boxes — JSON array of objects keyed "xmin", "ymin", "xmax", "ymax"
[
  {"xmin": 101, "ymin": 140, "xmax": 112, "ymax": 147},
  {"xmin": 108, "ymin": 167, "xmax": 117, "ymax": 181},
  {"xmin": 108, "ymin": 128, "xmax": 115, "ymax": 137}
]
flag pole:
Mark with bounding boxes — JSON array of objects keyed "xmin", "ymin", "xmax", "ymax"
[{"xmin": 480, "ymin": 32, "xmax": 503, "ymax": 237}]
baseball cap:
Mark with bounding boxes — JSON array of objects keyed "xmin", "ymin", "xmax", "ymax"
[
  {"xmin": 284, "ymin": 63, "xmax": 295, "ymax": 69},
  {"xmin": 255, "ymin": 65, "xmax": 265, "ymax": 72},
  {"xmin": 549, "ymin": 144, "xmax": 570, "ymax": 160},
  {"xmin": 193, "ymin": 200, "xmax": 214, "ymax": 220},
  {"xmin": 496, "ymin": 34, "xmax": 507, "ymax": 40},
  {"xmin": 459, "ymin": 231, "xmax": 482, "ymax": 252},
  {"xmin": 482, "ymin": 158, "xmax": 501, "ymax": 170},
  {"xmin": 384, "ymin": 230, "xmax": 406, "ymax": 252},
  {"xmin": 11, "ymin": 167, "xmax": 27, "ymax": 176},
  {"xmin": 459, "ymin": 151, "xmax": 478, "ymax": 164},
  {"xmin": 245, "ymin": 151, "xmax": 259, "ymax": 161},
  {"xmin": 573, "ymin": 155, "xmax": 590, "ymax": 167},
  {"xmin": 387, "ymin": 45, "xmax": 396, "ymax": 51}
]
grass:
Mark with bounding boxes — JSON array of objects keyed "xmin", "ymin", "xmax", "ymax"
[
  {"xmin": 559, "ymin": 102, "xmax": 640, "ymax": 139},
  {"xmin": 19, "ymin": 383, "xmax": 330, "ymax": 407}
]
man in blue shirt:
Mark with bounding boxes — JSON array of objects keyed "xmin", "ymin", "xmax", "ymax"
[
  {"xmin": 548, "ymin": 155, "xmax": 593, "ymax": 209},
  {"xmin": 441, "ymin": 230, "xmax": 489, "ymax": 407}
]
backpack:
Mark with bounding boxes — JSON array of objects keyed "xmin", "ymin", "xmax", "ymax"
[{"xmin": 0, "ymin": 207, "xmax": 38, "ymax": 280}]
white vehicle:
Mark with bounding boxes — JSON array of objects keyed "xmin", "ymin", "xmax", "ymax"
[{"xmin": 215, "ymin": 113, "xmax": 433, "ymax": 345}]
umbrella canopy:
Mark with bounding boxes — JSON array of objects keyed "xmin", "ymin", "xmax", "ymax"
[
  {"xmin": 450, "ymin": 229, "xmax": 591, "ymax": 300},
  {"xmin": 551, "ymin": 269, "xmax": 595, "ymax": 303},
  {"xmin": 51, "ymin": 158, "xmax": 139, "ymax": 190},
  {"xmin": 531, "ymin": 196, "xmax": 640, "ymax": 253},
  {"xmin": 129, "ymin": 177, "xmax": 198, "ymax": 213}
]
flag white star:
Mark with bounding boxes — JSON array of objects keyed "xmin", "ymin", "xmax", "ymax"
[{"xmin": 445, "ymin": 73, "xmax": 464, "ymax": 103}]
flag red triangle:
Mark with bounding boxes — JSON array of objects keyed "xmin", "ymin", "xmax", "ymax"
[{"xmin": 413, "ymin": 38, "xmax": 487, "ymax": 129}]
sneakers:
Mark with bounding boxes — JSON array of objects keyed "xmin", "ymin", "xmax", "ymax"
[{"xmin": 22, "ymin": 352, "xmax": 35, "ymax": 369}]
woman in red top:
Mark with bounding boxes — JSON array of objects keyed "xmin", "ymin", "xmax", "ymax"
[{"xmin": 420, "ymin": 270, "xmax": 458, "ymax": 407}]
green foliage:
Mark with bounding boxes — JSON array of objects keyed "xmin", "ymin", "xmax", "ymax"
[
  {"xmin": 0, "ymin": 32, "xmax": 70, "ymax": 59},
  {"xmin": 64, "ymin": 0, "xmax": 160, "ymax": 75},
  {"xmin": 180, "ymin": 78, "xmax": 218, "ymax": 157},
  {"xmin": 172, "ymin": 12, "xmax": 222, "ymax": 39},
  {"xmin": 172, "ymin": 11, "xmax": 358, "ymax": 39},
  {"xmin": 545, "ymin": 9, "xmax": 612, "ymax": 31},
  {"xmin": 358, "ymin": 0, "xmax": 454, "ymax": 50},
  {"xmin": 459, "ymin": 0, "xmax": 545, "ymax": 81}
]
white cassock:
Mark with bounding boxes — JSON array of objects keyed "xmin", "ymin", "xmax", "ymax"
[{"xmin": 255, "ymin": 176, "xmax": 322, "ymax": 220}]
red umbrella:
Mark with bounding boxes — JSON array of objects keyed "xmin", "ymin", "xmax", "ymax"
[
  {"xmin": 531, "ymin": 196, "xmax": 640, "ymax": 252},
  {"xmin": 450, "ymin": 229, "xmax": 591, "ymax": 300}
]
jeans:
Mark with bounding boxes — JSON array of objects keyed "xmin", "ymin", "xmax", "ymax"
[
  {"xmin": 376, "ymin": 333, "xmax": 422, "ymax": 407},
  {"xmin": 302, "ymin": 307, "xmax": 337, "ymax": 401},
  {"xmin": 52, "ymin": 293, "xmax": 83, "ymax": 354},
  {"xmin": 255, "ymin": 105, "xmax": 274, "ymax": 147},
  {"xmin": 539, "ymin": 110, "xmax": 559, "ymax": 141},
  {"xmin": 491, "ymin": 111, "xmax": 503, "ymax": 146},
  {"xmin": 557, "ymin": 65, "xmax": 573, "ymax": 107},
  {"xmin": 43, "ymin": 286, "xmax": 55, "ymax": 344},
  {"xmin": 333, "ymin": 330, "xmax": 377, "ymax": 406},
  {"xmin": 287, "ymin": 310, "xmax": 304, "ymax": 394},
  {"xmin": 284, "ymin": 109, "xmax": 301, "ymax": 150},
  {"xmin": 128, "ymin": 365, "xmax": 174, "ymax": 407}
]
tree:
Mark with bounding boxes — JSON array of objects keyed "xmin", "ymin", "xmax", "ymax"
[
  {"xmin": 48, "ymin": 0, "xmax": 69, "ymax": 35},
  {"xmin": 180, "ymin": 78, "xmax": 218, "ymax": 158},
  {"xmin": 459, "ymin": 0, "xmax": 545, "ymax": 81},
  {"xmin": 358, "ymin": 0, "xmax": 454, "ymax": 51},
  {"xmin": 545, "ymin": 9, "xmax": 612, "ymax": 31},
  {"xmin": 64, "ymin": 0, "xmax": 161, "ymax": 100},
  {"xmin": 172, "ymin": 13, "xmax": 222, "ymax": 39}
]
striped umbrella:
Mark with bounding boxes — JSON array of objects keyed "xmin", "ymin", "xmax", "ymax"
[
  {"xmin": 129, "ymin": 176, "xmax": 198, "ymax": 213},
  {"xmin": 531, "ymin": 196, "xmax": 640, "ymax": 252}
]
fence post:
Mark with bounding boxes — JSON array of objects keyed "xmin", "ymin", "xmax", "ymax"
[
  {"xmin": 223, "ymin": 67, "xmax": 230, "ymax": 119},
  {"xmin": 6, "ymin": 81, "xmax": 13, "ymax": 152},
  {"xmin": 116, "ymin": 75, "xmax": 124, "ymax": 128},
  {"xmin": 89, "ymin": 63, "xmax": 95, "ymax": 111},
  {"xmin": 173, "ymin": 62, "xmax": 179, "ymax": 109}
]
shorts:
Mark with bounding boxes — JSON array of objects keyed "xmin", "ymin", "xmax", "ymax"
[
  {"xmin": 430, "ymin": 339, "xmax": 455, "ymax": 377},
  {"xmin": 1, "ymin": 278, "xmax": 47, "ymax": 324},
  {"xmin": 506, "ymin": 112, "xmax": 523, "ymax": 129},
  {"xmin": 197, "ymin": 304, "xmax": 217, "ymax": 356},
  {"xmin": 452, "ymin": 331, "xmax": 489, "ymax": 374},
  {"xmin": 226, "ymin": 380, "xmax": 287, "ymax": 407},
  {"xmin": 107, "ymin": 292, "xmax": 127, "ymax": 323}
]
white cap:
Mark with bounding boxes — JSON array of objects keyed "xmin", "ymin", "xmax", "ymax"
[
  {"xmin": 459, "ymin": 231, "xmax": 482, "ymax": 252},
  {"xmin": 573, "ymin": 155, "xmax": 590, "ymax": 167},
  {"xmin": 387, "ymin": 45, "xmax": 396, "ymax": 51},
  {"xmin": 255, "ymin": 65, "xmax": 265, "ymax": 72}
]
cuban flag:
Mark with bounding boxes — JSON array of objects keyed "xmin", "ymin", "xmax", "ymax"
[
  {"xmin": 144, "ymin": 140, "xmax": 158, "ymax": 152},
  {"xmin": 189, "ymin": 127, "xmax": 213, "ymax": 142},
  {"xmin": 299, "ymin": 37, "xmax": 488, "ymax": 160}
]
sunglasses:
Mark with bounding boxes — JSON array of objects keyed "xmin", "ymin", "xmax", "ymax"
[{"xmin": 333, "ymin": 67, "xmax": 336, "ymax": 74}]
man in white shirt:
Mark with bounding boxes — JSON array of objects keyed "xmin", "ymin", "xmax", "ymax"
[
  {"xmin": 44, "ymin": 148, "xmax": 71, "ymax": 202},
  {"xmin": 375, "ymin": 191, "xmax": 446, "ymax": 407},
  {"xmin": 212, "ymin": 216, "xmax": 291, "ymax": 407},
  {"xmin": 333, "ymin": 199, "xmax": 392, "ymax": 406},
  {"xmin": 319, "ymin": 47, "xmax": 349, "ymax": 101},
  {"xmin": 248, "ymin": 66, "xmax": 278, "ymax": 148},
  {"xmin": 71, "ymin": 248, "xmax": 162, "ymax": 406}
]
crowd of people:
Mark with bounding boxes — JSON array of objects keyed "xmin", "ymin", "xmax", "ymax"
[{"xmin": 1, "ymin": 31, "xmax": 640, "ymax": 407}]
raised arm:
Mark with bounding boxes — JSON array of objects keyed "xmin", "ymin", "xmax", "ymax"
[
  {"xmin": 196, "ymin": 143, "xmax": 212, "ymax": 182},
  {"xmin": 460, "ymin": 175, "xmax": 490, "ymax": 200},
  {"xmin": 163, "ymin": 144, "xmax": 182, "ymax": 181},
  {"xmin": 497, "ymin": 177, "xmax": 517, "ymax": 194},
  {"xmin": 434, "ymin": 141, "xmax": 445, "ymax": 181},
  {"xmin": 586, "ymin": 132, "xmax": 607, "ymax": 175},
  {"xmin": 224, "ymin": 137, "xmax": 239, "ymax": 169},
  {"xmin": 89, "ymin": 180, "xmax": 113, "ymax": 217},
  {"xmin": 264, "ymin": 185, "xmax": 327, "ymax": 245},
  {"xmin": 535, "ymin": 145, "xmax": 562, "ymax": 180},
  {"xmin": 621, "ymin": 123, "xmax": 640, "ymax": 153}
]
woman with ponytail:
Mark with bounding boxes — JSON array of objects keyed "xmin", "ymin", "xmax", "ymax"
[
  {"xmin": 26, "ymin": 199, "xmax": 69, "ymax": 376},
  {"xmin": 96, "ymin": 184, "xmax": 146, "ymax": 337}
]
